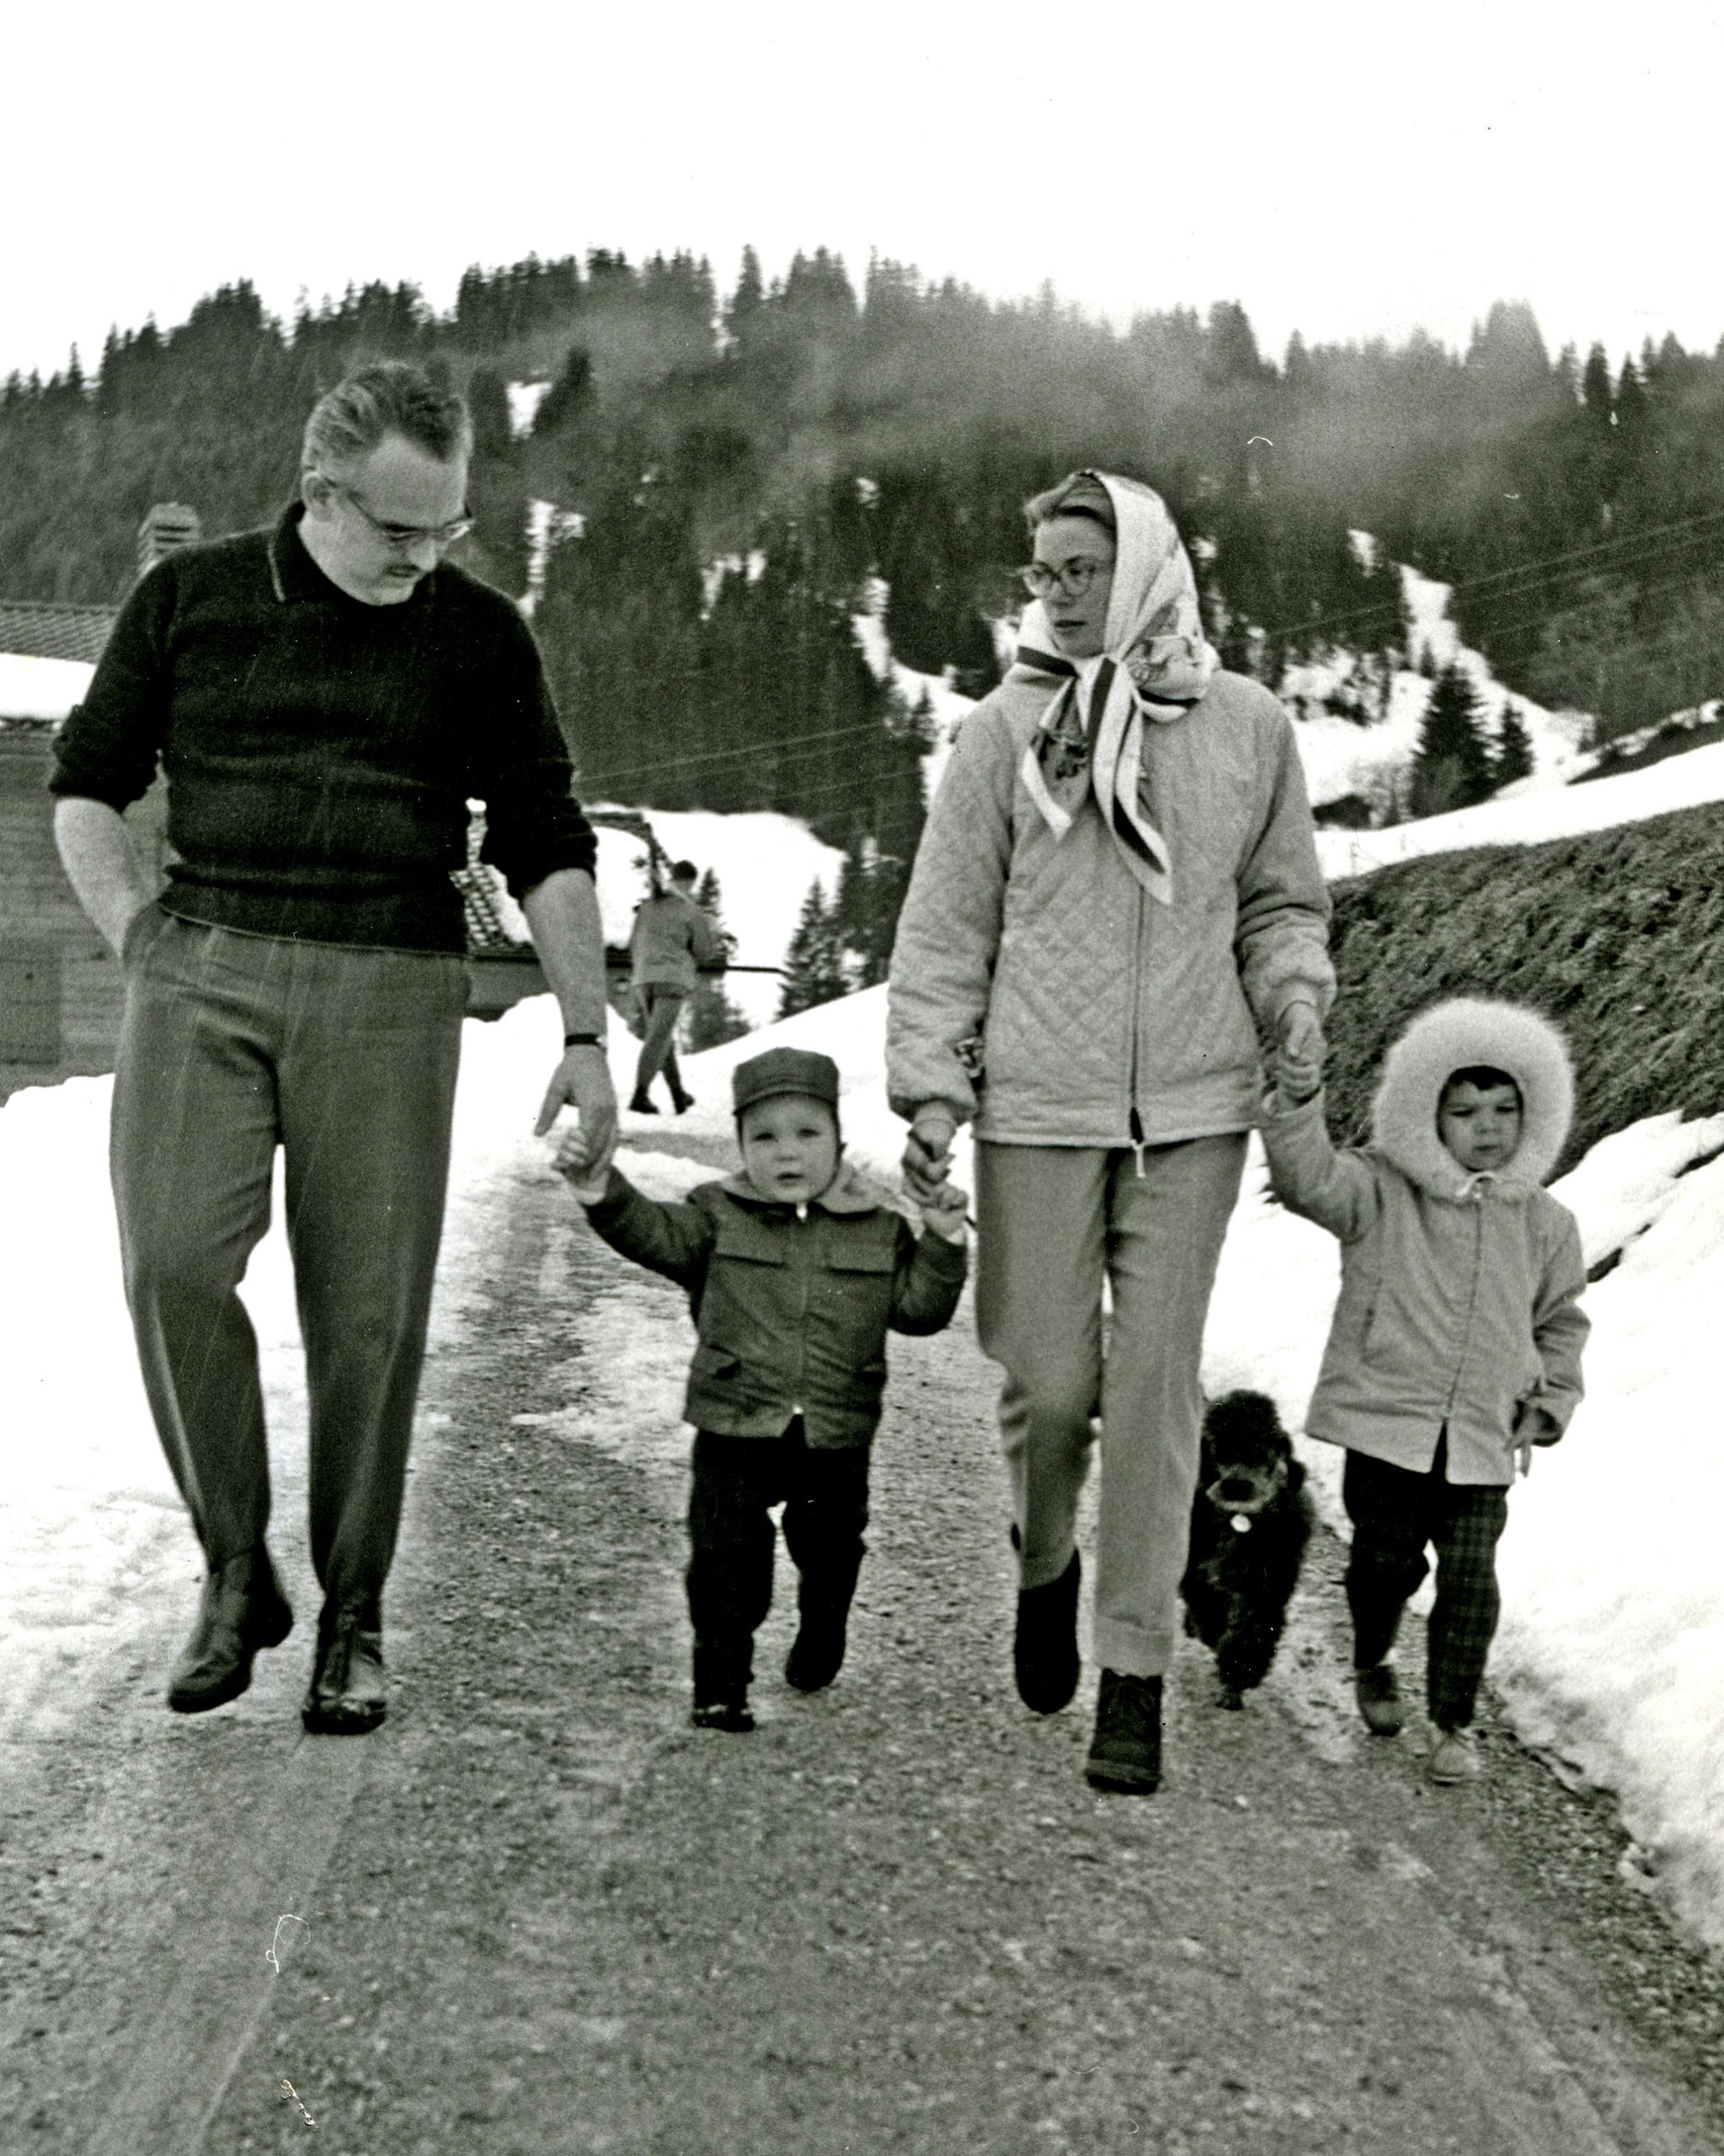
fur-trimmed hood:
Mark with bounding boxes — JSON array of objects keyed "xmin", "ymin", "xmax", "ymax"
[{"xmin": 1371, "ymin": 998, "xmax": 1574, "ymax": 1199}]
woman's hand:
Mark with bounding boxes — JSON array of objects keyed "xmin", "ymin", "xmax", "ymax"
[
  {"xmin": 1273, "ymin": 999, "xmax": 1326, "ymax": 1104},
  {"xmin": 902, "ymin": 1106, "xmax": 958, "ymax": 1203}
]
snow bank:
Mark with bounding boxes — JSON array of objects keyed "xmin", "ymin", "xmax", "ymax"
[{"xmin": 0, "ymin": 652, "xmax": 93, "ymax": 721}]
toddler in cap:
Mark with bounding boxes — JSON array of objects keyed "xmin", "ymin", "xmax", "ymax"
[{"xmin": 556, "ymin": 1046, "xmax": 968, "ymax": 1730}]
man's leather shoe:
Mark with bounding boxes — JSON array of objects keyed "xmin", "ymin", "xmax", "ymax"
[
  {"xmin": 1014, "ymin": 1548, "xmax": 1081, "ymax": 1713},
  {"xmin": 302, "ymin": 1599, "xmax": 387, "ymax": 1735},
  {"xmin": 166, "ymin": 1546, "xmax": 292, "ymax": 1713}
]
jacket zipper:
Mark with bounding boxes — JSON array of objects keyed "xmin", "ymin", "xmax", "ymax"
[
  {"xmin": 1128, "ymin": 884, "xmax": 1147, "ymax": 1177},
  {"xmin": 793, "ymin": 1203, "xmax": 809, "ymax": 1417},
  {"xmin": 1444, "ymin": 1197, "xmax": 1486, "ymax": 1421}
]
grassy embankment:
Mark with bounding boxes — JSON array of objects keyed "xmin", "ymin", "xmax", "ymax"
[{"xmin": 1321, "ymin": 800, "xmax": 1724, "ymax": 1177}]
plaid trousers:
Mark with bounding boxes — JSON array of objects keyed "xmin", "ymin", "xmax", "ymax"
[{"xmin": 1342, "ymin": 1435, "xmax": 1509, "ymax": 1731}]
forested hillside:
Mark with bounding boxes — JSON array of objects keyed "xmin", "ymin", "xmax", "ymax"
[{"xmin": 5, "ymin": 246, "xmax": 1723, "ymax": 953}]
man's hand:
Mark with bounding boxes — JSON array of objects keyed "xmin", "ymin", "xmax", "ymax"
[
  {"xmin": 1273, "ymin": 998, "xmax": 1326, "ymax": 1104},
  {"xmin": 920, "ymin": 1176, "xmax": 970, "ymax": 1241},
  {"xmin": 902, "ymin": 1105, "xmax": 958, "ymax": 1203},
  {"xmin": 535, "ymin": 1043, "xmax": 618, "ymax": 1175}
]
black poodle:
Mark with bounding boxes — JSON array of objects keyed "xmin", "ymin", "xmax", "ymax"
[{"xmin": 1180, "ymin": 1389, "xmax": 1315, "ymax": 1708}]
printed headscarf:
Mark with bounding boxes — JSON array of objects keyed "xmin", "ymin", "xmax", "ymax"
[{"xmin": 1010, "ymin": 471, "xmax": 1220, "ymax": 905}]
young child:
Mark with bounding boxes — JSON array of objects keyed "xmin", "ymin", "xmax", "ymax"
[
  {"xmin": 555, "ymin": 1046, "xmax": 968, "ymax": 1732},
  {"xmin": 1262, "ymin": 998, "xmax": 1588, "ymax": 1785}
]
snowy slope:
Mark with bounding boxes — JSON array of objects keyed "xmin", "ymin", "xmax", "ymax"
[
  {"xmin": 1316, "ymin": 736, "xmax": 1724, "ymax": 879},
  {"xmin": 1281, "ymin": 564, "xmax": 1588, "ymax": 819}
]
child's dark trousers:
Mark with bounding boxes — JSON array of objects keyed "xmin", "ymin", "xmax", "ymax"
[
  {"xmin": 1342, "ymin": 1433, "xmax": 1509, "ymax": 1732},
  {"xmin": 686, "ymin": 1419, "xmax": 870, "ymax": 1705}
]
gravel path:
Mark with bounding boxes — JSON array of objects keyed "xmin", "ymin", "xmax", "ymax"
[{"xmin": 4, "ymin": 1136, "xmax": 1722, "ymax": 2154}]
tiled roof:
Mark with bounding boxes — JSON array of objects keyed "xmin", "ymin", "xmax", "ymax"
[{"xmin": 0, "ymin": 598, "xmax": 118, "ymax": 665}]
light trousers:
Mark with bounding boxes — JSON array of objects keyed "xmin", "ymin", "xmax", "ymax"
[
  {"xmin": 974, "ymin": 1134, "xmax": 1247, "ymax": 1678},
  {"xmin": 110, "ymin": 912, "xmax": 467, "ymax": 1617},
  {"xmin": 632, "ymin": 985, "xmax": 687, "ymax": 1103}
]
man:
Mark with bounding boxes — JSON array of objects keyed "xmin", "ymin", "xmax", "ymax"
[
  {"xmin": 52, "ymin": 362, "xmax": 616, "ymax": 1735},
  {"xmin": 627, "ymin": 858, "xmax": 722, "ymax": 1114}
]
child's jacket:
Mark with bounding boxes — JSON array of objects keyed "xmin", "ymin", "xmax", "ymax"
[
  {"xmin": 1260, "ymin": 1000, "xmax": 1588, "ymax": 1486},
  {"xmin": 582, "ymin": 1161, "xmax": 967, "ymax": 1449}
]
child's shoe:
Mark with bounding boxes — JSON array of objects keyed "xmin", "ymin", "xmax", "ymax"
[
  {"xmin": 691, "ymin": 1700, "xmax": 755, "ymax": 1733},
  {"xmin": 1427, "ymin": 1725, "xmax": 1479, "ymax": 1784},
  {"xmin": 691, "ymin": 1641, "xmax": 753, "ymax": 1731},
  {"xmin": 1014, "ymin": 1548, "xmax": 1081, "ymax": 1714},
  {"xmin": 628, "ymin": 1091, "xmax": 659, "ymax": 1115},
  {"xmin": 1353, "ymin": 1662, "xmax": 1405, "ymax": 1737},
  {"xmin": 785, "ymin": 1616, "xmax": 846, "ymax": 1693}
]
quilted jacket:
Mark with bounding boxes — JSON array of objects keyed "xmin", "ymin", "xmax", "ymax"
[
  {"xmin": 581, "ymin": 1161, "xmax": 967, "ymax": 1449},
  {"xmin": 1259, "ymin": 1001, "xmax": 1588, "ymax": 1485},
  {"xmin": 885, "ymin": 670, "xmax": 1335, "ymax": 1146}
]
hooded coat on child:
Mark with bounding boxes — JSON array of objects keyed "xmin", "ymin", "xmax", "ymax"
[{"xmin": 1260, "ymin": 999, "xmax": 1588, "ymax": 1485}]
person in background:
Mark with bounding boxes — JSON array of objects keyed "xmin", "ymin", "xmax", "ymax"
[
  {"xmin": 1261, "ymin": 997, "xmax": 1588, "ymax": 1784},
  {"xmin": 887, "ymin": 468, "xmax": 1333, "ymax": 1796},
  {"xmin": 51, "ymin": 361, "xmax": 615, "ymax": 1736},
  {"xmin": 556, "ymin": 1047, "xmax": 968, "ymax": 1732},
  {"xmin": 628, "ymin": 858, "xmax": 723, "ymax": 1115}
]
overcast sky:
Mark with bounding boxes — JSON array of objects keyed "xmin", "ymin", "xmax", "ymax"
[{"xmin": 7, "ymin": 0, "xmax": 1721, "ymax": 383}]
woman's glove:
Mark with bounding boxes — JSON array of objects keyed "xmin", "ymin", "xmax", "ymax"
[{"xmin": 1273, "ymin": 998, "xmax": 1326, "ymax": 1104}]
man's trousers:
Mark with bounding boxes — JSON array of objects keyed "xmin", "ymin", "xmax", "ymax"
[
  {"xmin": 110, "ymin": 912, "xmax": 467, "ymax": 1620},
  {"xmin": 632, "ymin": 985, "xmax": 687, "ymax": 1103},
  {"xmin": 1342, "ymin": 1437, "xmax": 1509, "ymax": 1731},
  {"xmin": 974, "ymin": 1134, "xmax": 1247, "ymax": 1679}
]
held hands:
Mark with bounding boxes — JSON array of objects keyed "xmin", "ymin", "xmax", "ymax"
[
  {"xmin": 1512, "ymin": 1399, "xmax": 1562, "ymax": 1476},
  {"xmin": 536, "ymin": 1043, "xmax": 618, "ymax": 1186},
  {"xmin": 1271, "ymin": 999, "xmax": 1326, "ymax": 1106},
  {"xmin": 901, "ymin": 1106, "xmax": 958, "ymax": 1205},
  {"xmin": 550, "ymin": 1122, "xmax": 611, "ymax": 1203},
  {"xmin": 919, "ymin": 1174, "xmax": 970, "ymax": 1243}
]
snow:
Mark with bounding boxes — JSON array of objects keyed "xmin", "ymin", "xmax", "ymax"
[
  {"xmin": 0, "ymin": 651, "xmax": 93, "ymax": 721},
  {"xmin": 506, "ymin": 380, "xmax": 552, "ymax": 436}
]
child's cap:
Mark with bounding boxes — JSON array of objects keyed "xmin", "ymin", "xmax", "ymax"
[{"xmin": 733, "ymin": 1047, "xmax": 841, "ymax": 1118}]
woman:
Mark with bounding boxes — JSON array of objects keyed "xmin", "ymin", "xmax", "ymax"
[{"xmin": 886, "ymin": 470, "xmax": 1333, "ymax": 1794}]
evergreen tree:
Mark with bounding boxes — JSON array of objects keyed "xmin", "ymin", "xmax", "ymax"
[
  {"xmin": 684, "ymin": 870, "xmax": 750, "ymax": 1050},
  {"xmin": 726, "ymin": 247, "xmax": 765, "ymax": 342},
  {"xmin": 1410, "ymin": 664, "xmax": 1495, "ymax": 817},
  {"xmin": 1494, "ymin": 704, "xmax": 1535, "ymax": 789},
  {"xmin": 777, "ymin": 883, "xmax": 848, "ymax": 1017}
]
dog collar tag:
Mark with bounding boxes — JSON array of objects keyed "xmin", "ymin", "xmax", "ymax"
[{"xmin": 1230, "ymin": 1513, "xmax": 1252, "ymax": 1535}]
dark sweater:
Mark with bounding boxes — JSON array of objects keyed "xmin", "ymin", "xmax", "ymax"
[{"xmin": 51, "ymin": 505, "xmax": 596, "ymax": 952}]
